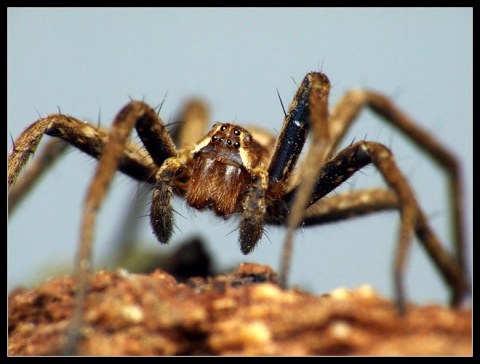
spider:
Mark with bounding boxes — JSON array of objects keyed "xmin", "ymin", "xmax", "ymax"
[{"xmin": 8, "ymin": 72, "xmax": 469, "ymax": 353}]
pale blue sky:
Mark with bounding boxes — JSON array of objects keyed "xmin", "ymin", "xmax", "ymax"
[{"xmin": 8, "ymin": 8, "xmax": 472, "ymax": 306}]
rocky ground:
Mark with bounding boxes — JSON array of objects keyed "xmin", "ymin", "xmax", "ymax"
[{"xmin": 8, "ymin": 262, "xmax": 472, "ymax": 356}]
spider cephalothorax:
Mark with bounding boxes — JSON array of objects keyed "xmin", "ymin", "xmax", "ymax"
[
  {"xmin": 185, "ymin": 123, "xmax": 268, "ymax": 217},
  {"xmin": 8, "ymin": 71, "xmax": 469, "ymax": 353}
]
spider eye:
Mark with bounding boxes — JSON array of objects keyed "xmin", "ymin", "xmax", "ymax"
[
  {"xmin": 212, "ymin": 135, "xmax": 218, "ymax": 141},
  {"xmin": 227, "ymin": 139, "xmax": 232, "ymax": 145},
  {"xmin": 220, "ymin": 125, "xmax": 227, "ymax": 131},
  {"xmin": 233, "ymin": 129, "xmax": 240, "ymax": 136},
  {"xmin": 234, "ymin": 141, "xmax": 240, "ymax": 149}
]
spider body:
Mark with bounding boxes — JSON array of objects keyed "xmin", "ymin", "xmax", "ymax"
[
  {"xmin": 186, "ymin": 123, "xmax": 268, "ymax": 217},
  {"xmin": 150, "ymin": 121, "xmax": 272, "ymax": 251},
  {"xmin": 8, "ymin": 71, "xmax": 469, "ymax": 353}
]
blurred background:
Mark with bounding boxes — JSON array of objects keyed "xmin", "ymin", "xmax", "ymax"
[{"xmin": 7, "ymin": 8, "xmax": 472, "ymax": 305}]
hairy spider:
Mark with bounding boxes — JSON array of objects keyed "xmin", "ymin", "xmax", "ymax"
[{"xmin": 8, "ymin": 72, "xmax": 469, "ymax": 353}]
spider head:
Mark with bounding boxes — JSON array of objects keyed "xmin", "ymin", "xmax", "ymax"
[{"xmin": 193, "ymin": 123, "xmax": 261, "ymax": 171}]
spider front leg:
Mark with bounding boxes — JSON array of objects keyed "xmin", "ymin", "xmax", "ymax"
[
  {"xmin": 60, "ymin": 101, "xmax": 178, "ymax": 353},
  {"xmin": 267, "ymin": 72, "xmax": 332, "ymax": 290}
]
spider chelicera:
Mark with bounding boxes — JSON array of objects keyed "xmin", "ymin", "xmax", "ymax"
[{"xmin": 8, "ymin": 72, "xmax": 469, "ymax": 353}]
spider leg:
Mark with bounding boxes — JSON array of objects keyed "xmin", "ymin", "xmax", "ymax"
[
  {"xmin": 7, "ymin": 114, "xmax": 158, "ymax": 187},
  {"xmin": 265, "ymin": 189, "xmax": 399, "ymax": 226},
  {"xmin": 59, "ymin": 101, "xmax": 178, "ymax": 353},
  {"xmin": 355, "ymin": 141, "xmax": 466, "ymax": 312},
  {"xmin": 272, "ymin": 72, "xmax": 332, "ymax": 292},
  {"xmin": 266, "ymin": 74, "xmax": 312, "ymax": 195},
  {"xmin": 8, "ymin": 138, "xmax": 69, "ymax": 214},
  {"xmin": 271, "ymin": 72, "xmax": 467, "ymax": 312},
  {"xmin": 327, "ymin": 89, "xmax": 467, "ymax": 292},
  {"xmin": 176, "ymin": 98, "xmax": 210, "ymax": 149},
  {"xmin": 285, "ymin": 140, "xmax": 467, "ymax": 312},
  {"xmin": 8, "ymin": 116, "xmax": 53, "ymax": 188}
]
